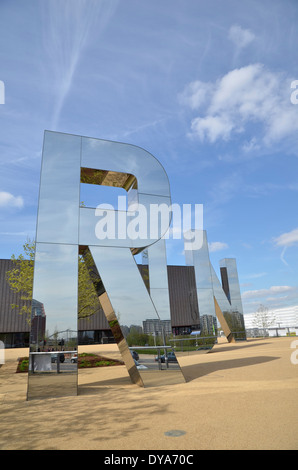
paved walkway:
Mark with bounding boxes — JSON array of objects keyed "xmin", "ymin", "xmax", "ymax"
[{"xmin": 0, "ymin": 337, "xmax": 297, "ymax": 450}]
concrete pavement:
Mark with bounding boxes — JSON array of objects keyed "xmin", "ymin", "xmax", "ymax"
[{"xmin": 0, "ymin": 337, "xmax": 297, "ymax": 450}]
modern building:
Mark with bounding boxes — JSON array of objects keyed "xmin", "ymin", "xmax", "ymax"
[
  {"xmin": 0, "ymin": 259, "xmax": 31, "ymax": 348},
  {"xmin": 244, "ymin": 304, "xmax": 298, "ymax": 337},
  {"xmin": 143, "ymin": 318, "xmax": 172, "ymax": 337}
]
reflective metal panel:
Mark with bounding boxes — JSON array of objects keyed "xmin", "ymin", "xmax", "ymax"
[
  {"xmin": 79, "ymin": 134, "xmax": 184, "ymax": 385},
  {"xmin": 27, "ymin": 243, "xmax": 78, "ymax": 400},
  {"xmin": 142, "ymin": 239, "xmax": 185, "ymax": 378},
  {"xmin": 219, "ymin": 258, "xmax": 243, "ymax": 311},
  {"xmin": 29, "ymin": 131, "xmax": 232, "ymax": 398},
  {"xmin": 211, "ymin": 261, "xmax": 245, "ymax": 340},
  {"xmin": 89, "ymin": 245, "xmax": 185, "ymax": 386},
  {"xmin": 184, "ymin": 230, "xmax": 218, "ymax": 352},
  {"xmin": 28, "ymin": 131, "xmax": 174, "ymax": 397},
  {"xmin": 36, "ymin": 131, "xmax": 81, "ymax": 244},
  {"xmin": 78, "ymin": 194, "xmax": 171, "ymax": 249},
  {"xmin": 185, "ymin": 230, "xmax": 246, "ymax": 343},
  {"xmin": 90, "ymin": 246, "xmax": 159, "ymax": 325},
  {"xmin": 81, "ymin": 137, "xmax": 170, "ymax": 197},
  {"xmin": 210, "ymin": 264, "xmax": 233, "ymax": 312},
  {"xmin": 144, "ymin": 239, "xmax": 168, "ymax": 287},
  {"xmin": 219, "ymin": 259, "xmax": 246, "ymax": 340},
  {"xmin": 96, "ymin": 290, "xmax": 144, "ymax": 388}
]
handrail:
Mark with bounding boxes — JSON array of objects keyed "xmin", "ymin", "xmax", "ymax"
[
  {"xmin": 30, "ymin": 351, "xmax": 77, "ymax": 355},
  {"xmin": 128, "ymin": 346, "xmax": 172, "ymax": 349}
]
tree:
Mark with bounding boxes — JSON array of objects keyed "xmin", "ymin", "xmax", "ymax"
[
  {"xmin": 126, "ymin": 326, "xmax": 149, "ymax": 347},
  {"xmin": 6, "ymin": 239, "xmax": 35, "ymax": 321},
  {"xmin": 6, "ymin": 239, "xmax": 101, "ymax": 324},
  {"xmin": 252, "ymin": 304, "xmax": 276, "ymax": 330},
  {"xmin": 78, "ymin": 249, "xmax": 102, "ymax": 320}
]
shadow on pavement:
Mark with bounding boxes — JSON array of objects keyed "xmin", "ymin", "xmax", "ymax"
[
  {"xmin": 182, "ymin": 355, "xmax": 279, "ymax": 382},
  {"xmin": 211, "ymin": 339, "xmax": 273, "ymax": 354}
]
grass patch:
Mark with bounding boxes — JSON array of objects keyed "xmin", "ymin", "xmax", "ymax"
[
  {"xmin": 16, "ymin": 357, "xmax": 29, "ymax": 373},
  {"xmin": 79, "ymin": 353, "xmax": 97, "ymax": 357},
  {"xmin": 15, "ymin": 354, "xmax": 124, "ymax": 372},
  {"xmin": 78, "ymin": 354, "xmax": 124, "ymax": 368}
]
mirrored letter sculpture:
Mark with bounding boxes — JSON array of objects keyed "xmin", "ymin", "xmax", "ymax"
[
  {"xmin": 28, "ymin": 131, "xmax": 186, "ymax": 399},
  {"xmin": 28, "ymin": 131, "xmax": 246, "ymax": 399},
  {"xmin": 184, "ymin": 230, "xmax": 246, "ymax": 343}
]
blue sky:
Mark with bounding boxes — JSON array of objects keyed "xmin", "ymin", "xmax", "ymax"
[{"xmin": 0, "ymin": 0, "xmax": 298, "ymax": 315}]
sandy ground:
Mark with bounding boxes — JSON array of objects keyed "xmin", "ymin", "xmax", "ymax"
[{"xmin": 0, "ymin": 337, "xmax": 297, "ymax": 450}]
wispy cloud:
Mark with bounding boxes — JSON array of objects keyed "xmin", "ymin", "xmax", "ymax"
[
  {"xmin": 242, "ymin": 285, "xmax": 298, "ymax": 312},
  {"xmin": 273, "ymin": 228, "xmax": 298, "ymax": 248},
  {"xmin": 243, "ymin": 272, "xmax": 267, "ymax": 280},
  {"xmin": 228, "ymin": 25, "xmax": 255, "ymax": 49},
  {"xmin": 0, "ymin": 231, "xmax": 33, "ymax": 237},
  {"xmin": 42, "ymin": 0, "xmax": 119, "ymax": 129},
  {"xmin": 208, "ymin": 241, "xmax": 228, "ymax": 252},
  {"xmin": 242, "ymin": 285, "xmax": 295, "ymax": 299},
  {"xmin": 273, "ymin": 228, "xmax": 298, "ymax": 266},
  {"xmin": 0, "ymin": 191, "xmax": 24, "ymax": 209}
]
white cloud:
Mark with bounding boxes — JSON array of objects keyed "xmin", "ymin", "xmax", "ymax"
[
  {"xmin": 178, "ymin": 80, "xmax": 212, "ymax": 110},
  {"xmin": 181, "ymin": 63, "xmax": 298, "ymax": 149},
  {"xmin": 208, "ymin": 241, "xmax": 228, "ymax": 252},
  {"xmin": 228, "ymin": 25, "xmax": 255, "ymax": 49},
  {"xmin": 190, "ymin": 115, "xmax": 234, "ymax": 143},
  {"xmin": 273, "ymin": 228, "xmax": 298, "ymax": 266},
  {"xmin": 0, "ymin": 231, "xmax": 33, "ymax": 236},
  {"xmin": 243, "ymin": 272, "xmax": 267, "ymax": 279},
  {"xmin": 0, "ymin": 191, "xmax": 24, "ymax": 209},
  {"xmin": 242, "ymin": 137, "xmax": 260, "ymax": 153},
  {"xmin": 208, "ymin": 64, "xmax": 267, "ymax": 116},
  {"xmin": 242, "ymin": 285, "xmax": 294, "ymax": 299},
  {"xmin": 241, "ymin": 285, "xmax": 298, "ymax": 313},
  {"xmin": 273, "ymin": 228, "xmax": 298, "ymax": 247}
]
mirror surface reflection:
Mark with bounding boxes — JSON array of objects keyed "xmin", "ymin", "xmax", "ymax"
[
  {"xmin": 88, "ymin": 245, "xmax": 186, "ymax": 387},
  {"xmin": 27, "ymin": 243, "xmax": 78, "ymax": 400},
  {"xmin": 28, "ymin": 132, "xmax": 246, "ymax": 398}
]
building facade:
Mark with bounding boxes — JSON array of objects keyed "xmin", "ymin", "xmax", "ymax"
[{"xmin": 0, "ymin": 259, "xmax": 31, "ymax": 348}]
